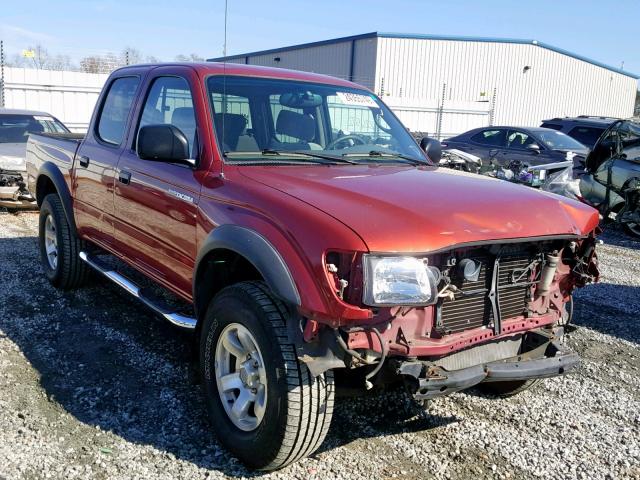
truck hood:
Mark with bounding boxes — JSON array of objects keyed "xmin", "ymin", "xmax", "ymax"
[
  {"xmin": 240, "ymin": 165, "xmax": 599, "ymax": 252},
  {"xmin": 0, "ymin": 143, "xmax": 27, "ymax": 172}
]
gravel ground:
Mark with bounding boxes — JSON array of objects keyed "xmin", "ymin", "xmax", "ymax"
[{"xmin": 0, "ymin": 211, "xmax": 639, "ymax": 480}]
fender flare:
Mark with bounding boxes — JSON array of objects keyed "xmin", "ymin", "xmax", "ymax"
[
  {"xmin": 193, "ymin": 224, "xmax": 301, "ymax": 311},
  {"xmin": 36, "ymin": 162, "xmax": 77, "ymax": 232}
]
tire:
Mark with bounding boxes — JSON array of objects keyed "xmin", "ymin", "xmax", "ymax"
[
  {"xmin": 39, "ymin": 193, "xmax": 91, "ymax": 289},
  {"xmin": 476, "ymin": 379, "xmax": 540, "ymax": 398},
  {"xmin": 624, "ymin": 222, "xmax": 640, "ymax": 238},
  {"xmin": 199, "ymin": 281, "xmax": 334, "ymax": 470}
]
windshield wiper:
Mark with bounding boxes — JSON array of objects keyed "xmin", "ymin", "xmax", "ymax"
[
  {"xmin": 225, "ymin": 149, "xmax": 360, "ymax": 165},
  {"xmin": 342, "ymin": 150, "xmax": 430, "ymax": 166}
]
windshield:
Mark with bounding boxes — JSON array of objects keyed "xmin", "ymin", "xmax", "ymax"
[
  {"xmin": 0, "ymin": 114, "xmax": 69, "ymax": 144},
  {"xmin": 536, "ymin": 130, "xmax": 587, "ymax": 151},
  {"xmin": 207, "ymin": 76, "xmax": 425, "ymax": 164}
]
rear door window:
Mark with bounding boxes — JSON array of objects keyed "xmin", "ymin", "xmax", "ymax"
[
  {"xmin": 96, "ymin": 76, "xmax": 140, "ymax": 146},
  {"xmin": 470, "ymin": 129, "xmax": 507, "ymax": 147}
]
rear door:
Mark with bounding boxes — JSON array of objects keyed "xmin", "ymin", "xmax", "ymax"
[
  {"xmin": 112, "ymin": 67, "xmax": 205, "ymax": 298},
  {"xmin": 74, "ymin": 75, "xmax": 142, "ymax": 248}
]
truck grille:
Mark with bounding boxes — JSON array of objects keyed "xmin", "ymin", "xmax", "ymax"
[{"xmin": 436, "ymin": 251, "xmax": 533, "ymax": 334}]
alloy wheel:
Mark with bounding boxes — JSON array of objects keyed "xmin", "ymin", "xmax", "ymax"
[
  {"xmin": 215, "ymin": 323, "xmax": 268, "ymax": 431},
  {"xmin": 44, "ymin": 214, "xmax": 58, "ymax": 270}
]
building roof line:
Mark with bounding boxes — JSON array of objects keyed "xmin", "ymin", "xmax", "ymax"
[{"xmin": 208, "ymin": 31, "xmax": 639, "ymax": 80}]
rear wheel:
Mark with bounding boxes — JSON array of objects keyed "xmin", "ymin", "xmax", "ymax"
[
  {"xmin": 200, "ymin": 281, "xmax": 334, "ymax": 470},
  {"xmin": 38, "ymin": 194, "xmax": 91, "ymax": 289}
]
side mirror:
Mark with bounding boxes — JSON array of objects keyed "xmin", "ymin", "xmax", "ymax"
[
  {"xmin": 526, "ymin": 143, "xmax": 541, "ymax": 154},
  {"xmin": 137, "ymin": 125, "xmax": 191, "ymax": 163},
  {"xmin": 420, "ymin": 136, "xmax": 442, "ymax": 163}
]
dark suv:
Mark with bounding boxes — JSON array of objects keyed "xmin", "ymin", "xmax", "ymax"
[{"xmin": 540, "ymin": 116, "xmax": 620, "ymax": 148}]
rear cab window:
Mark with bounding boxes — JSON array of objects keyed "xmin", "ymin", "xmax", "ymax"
[{"xmin": 96, "ymin": 76, "xmax": 140, "ymax": 146}]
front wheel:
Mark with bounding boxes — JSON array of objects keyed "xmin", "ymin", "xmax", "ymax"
[
  {"xmin": 199, "ymin": 281, "xmax": 334, "ymax": 470},
  {"xmin": 624, "ymin": 222, "xmax": 640, "ymax": 238}
]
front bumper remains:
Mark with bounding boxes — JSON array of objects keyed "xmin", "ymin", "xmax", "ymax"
[
  {"xmin": 396, "ymin": 338, "xmax": 579, "ymax": 400},
  {"xmin": 0, "ymin": 171, "xmax": 36, "ymax": 210}
]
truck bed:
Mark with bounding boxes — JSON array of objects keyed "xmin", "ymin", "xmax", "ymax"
[{"xmin": 25, "ymin": 132, "xmax": 85, "ymax": 198}]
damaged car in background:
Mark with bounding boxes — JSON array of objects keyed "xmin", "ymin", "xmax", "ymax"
[
  {"xmin": 440, "ymin": 126, "xmax": 588, "ymax": 188},
  {"xmin": 0, "ymin": 109, "xmax": 70, "ymax": 211},
  {"xmin": 568, "ymin": 118, "xmax": 640, "ymax": 237}
]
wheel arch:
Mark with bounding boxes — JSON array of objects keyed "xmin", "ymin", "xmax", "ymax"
[
  {"xmin": 193, "ymin": 225, "xmax": 301, "ymax": 321},
  {"xmin": 36, "ymin": 162, "xmax": 77, "ymax": 232}
]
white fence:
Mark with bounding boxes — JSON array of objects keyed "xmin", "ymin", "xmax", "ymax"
[
  {"xmin": 0, "ymin": 68, "xmax": 492, "ymax": 137},
  {"xmin": 1, "ymin": 67, "xmax": 108, "ymax": 132},
  {"xmin": 386, "ymin": 97, "xmax": 492, "ymax": 139}
]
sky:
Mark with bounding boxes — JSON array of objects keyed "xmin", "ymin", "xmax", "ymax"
[{"xmin": 0, "ymin": 0, "xmax": 639, "ymax": 81}]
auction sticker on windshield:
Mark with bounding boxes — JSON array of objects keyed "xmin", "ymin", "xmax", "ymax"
[{"xmin": 335, "ymin": 92, "xmax": 378, "ymax": 108}]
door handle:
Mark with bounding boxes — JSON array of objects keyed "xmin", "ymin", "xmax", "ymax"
[
  {"xmin": 118, "ymin": 170, "xmax": 131, "ymax": 185},
  {"xmin": 79, "ymin": 155, "xmax": 90, "ymax": 168}
]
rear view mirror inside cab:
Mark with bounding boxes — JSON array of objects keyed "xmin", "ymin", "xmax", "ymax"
[{"xmin": 279, "ymin": 92, "xmax": 323, "ymax": 108}]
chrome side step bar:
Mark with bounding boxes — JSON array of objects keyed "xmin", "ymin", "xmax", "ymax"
[{"xmin": 79, "ymin": 251, "xmax": 197, "ymax": 330}]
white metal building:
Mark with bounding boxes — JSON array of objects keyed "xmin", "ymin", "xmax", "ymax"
[
  {"xmin": 210, "ymin": 32, "xmax": 639, "ymax": 138},
  {"xmin": 2, "ymin": 67, "xmax": 108, "ymax": 132}
]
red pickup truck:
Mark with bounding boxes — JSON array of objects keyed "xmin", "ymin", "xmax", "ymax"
[{"xmin": 26, "ymin": 63, "xmax": 600, "ymax": 470}]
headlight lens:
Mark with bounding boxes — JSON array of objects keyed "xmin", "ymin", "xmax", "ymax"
[{"xmin": 363, "ymin": 255, "xmax": 439, "ymax": 306}]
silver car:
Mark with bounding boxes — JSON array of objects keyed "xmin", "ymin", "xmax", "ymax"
[
  {"xmin": 0, "ymin": 108, "xmax": 70, "ymax": 210},
  {"xmin": 579, "ymin": 119, "xmax": 640, "ymax": 237}
]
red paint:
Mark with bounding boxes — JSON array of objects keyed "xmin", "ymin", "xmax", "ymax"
[{"xmin": 28, "ymin": 62, "xmax": 600, "ymax": 359}]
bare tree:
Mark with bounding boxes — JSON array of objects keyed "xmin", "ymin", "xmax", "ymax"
[
  {"xmin": 635, "ymin": 90, "xmax": 640, "ymax": 116},
  {"xmin": 7, "ymin": 45, "xmax": 73, "ymax": 70},
  {"xmin": 175, "ymin": 53, "xmax": 204, "ymax": 62},
  {"xmin": 80, "ymin": 53, "xmax": 120, "ymax": 74}
]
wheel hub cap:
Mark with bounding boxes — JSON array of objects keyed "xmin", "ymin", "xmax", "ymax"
[
  {"xmin": 215, "ymin": 323, "xmax": 267, "ymax": 431},
  {"xmin": 44, "ymin": 214, "xmax": 58, "ymax": 270}
]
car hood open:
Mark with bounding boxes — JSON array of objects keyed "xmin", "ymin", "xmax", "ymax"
[{"xmin": 240, "ymin": 165, "xmax": 600, "ymax": 252}]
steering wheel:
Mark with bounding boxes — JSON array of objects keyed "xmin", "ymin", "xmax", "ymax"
[{"xmin": 326, "ymin": 134, "xmax": 367, "ymax": 150}]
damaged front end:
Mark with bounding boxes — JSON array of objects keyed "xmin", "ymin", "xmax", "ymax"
[
  {"xmin": 0, "ymin": 170, "xmax": 36, "ymax": 210},
  {"xmin": 395, "ymin": 327, "xmax": 578, "ymax": 399},
  {"xmin": 307, "ymin": 235, "xmax": 599, "ymax": 398}
]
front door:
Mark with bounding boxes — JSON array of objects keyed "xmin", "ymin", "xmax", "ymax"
[
  {"xmin": 497, "ymin": 129, "xmax": 551, "ymax": 168},
  {"xmin": 113, "ymin": 69, "xmax": 203, "ymax": 298}
]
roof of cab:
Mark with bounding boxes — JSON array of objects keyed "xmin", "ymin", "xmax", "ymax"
[{"xmin": 112, "ymin": 62, "xmax": 366, "ymax": 90}]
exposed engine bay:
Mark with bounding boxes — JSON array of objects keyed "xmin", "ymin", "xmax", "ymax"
[
  {"xmin": 0, "ymin": 170, "xmax": 36, "ymax": 210},
  {"xmin": 319, "ymin": 236, "xmax": 600, "ymax": 396}
]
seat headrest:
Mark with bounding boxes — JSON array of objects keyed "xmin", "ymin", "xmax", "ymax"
[
  {"xmin": 171, "ymin": 107, "xmax": 196, "ymax": 127},
  {"xmin": 276, "ymin": 110, "xmax": 315, "ymax": 142},
  {"xmin": 214, "ymin": 113, "xmax": 248, "ymax": 150}
]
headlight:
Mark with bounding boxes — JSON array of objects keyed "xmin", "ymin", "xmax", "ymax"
[{"xmin": 362, "ymin": 255, "xmax": 439, "ymax": 306}]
